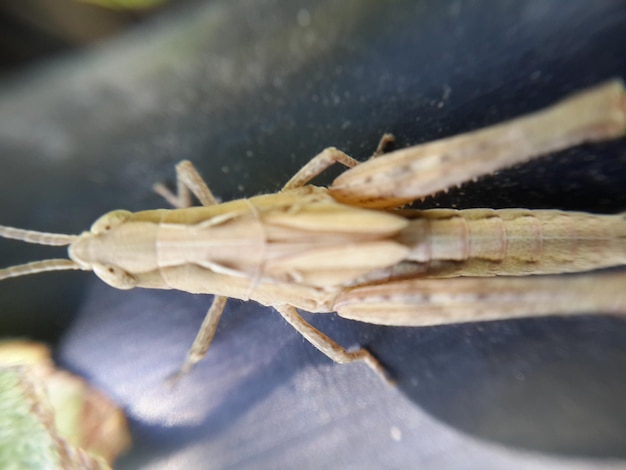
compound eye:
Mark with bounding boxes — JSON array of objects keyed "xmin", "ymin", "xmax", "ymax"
[
  {"xmin": 90, "ymin": 210, "xmax": 132, "ymax": 235},
  {"xmin": 93, "ymin": 264, "xmax": 137, "ymax": 290}
]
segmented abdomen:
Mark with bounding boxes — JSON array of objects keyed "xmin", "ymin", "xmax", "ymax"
[{"xmin": 398, "ymin": 209, "xmax": 626, "ymax": 277}]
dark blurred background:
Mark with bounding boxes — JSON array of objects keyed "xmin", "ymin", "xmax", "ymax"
[{"xmin": 0, "ymin": 0, "xmax": 167, "ymax": 73}]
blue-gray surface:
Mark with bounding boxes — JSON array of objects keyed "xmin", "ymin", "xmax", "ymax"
[{"xmin": 0, "ymin": 1, "xmax": 625, "ymax": 468}]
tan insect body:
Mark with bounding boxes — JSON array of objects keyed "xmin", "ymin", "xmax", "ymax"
[{"xmin": 1, "ymin": 80, "xmax": 625, "ymax": 381}]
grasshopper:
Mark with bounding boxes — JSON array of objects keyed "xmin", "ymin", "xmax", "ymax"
[{"xmin": 0, "ymin": 80, "xmax": 625, "ymax": 382}]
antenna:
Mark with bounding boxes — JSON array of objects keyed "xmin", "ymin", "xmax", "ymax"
[
  {"xmin": 0, "ymin": 225, "xmax": 78, "ymax": 246},
  {"xmin": 0, "ymin": 224, "xmax": 83, "ymax": 280}
]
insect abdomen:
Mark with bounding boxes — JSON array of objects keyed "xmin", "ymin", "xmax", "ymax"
[{"xmin": 399, "ymin": 209, "xmax": 626, "ymax": 277}]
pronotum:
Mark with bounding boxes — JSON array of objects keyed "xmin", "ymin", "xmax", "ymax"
[{"xmin": 0, "ymin": 80, "xmax": 625, "ymax": 381}]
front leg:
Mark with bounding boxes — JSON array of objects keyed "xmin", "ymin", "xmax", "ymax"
[
  {"xmin": 154, "ymin": 160, "xmax": 218, "ymax": 208},
  {"xmin": 154, "ymin": 160, "xmax": 227, "ymax": 382},
  {"xmin": 168, "ymin": 296, "xmax": 228, "ymax": 385}
]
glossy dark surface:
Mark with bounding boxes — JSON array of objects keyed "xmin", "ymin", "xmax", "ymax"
[{"xmin": 0, "ymin": 1, "xmax": 625, "ymax": 468}]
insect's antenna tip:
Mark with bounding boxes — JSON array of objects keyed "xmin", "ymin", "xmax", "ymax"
[
  {"xmin": 0, "ymin": 225, "xmax": 78, "ymax": 246},
  {"xmin": 0, "ymin": 259, "xmax": 83, "ymax": 281}
]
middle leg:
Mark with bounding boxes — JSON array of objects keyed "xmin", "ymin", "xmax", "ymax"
[
  {"xmin": 274, "ymin": 304, "xmax": 392, "ymax": 383},
  {"xmin": 281, "ymin": 134, "xmax": 395, "ymax": 190}
]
